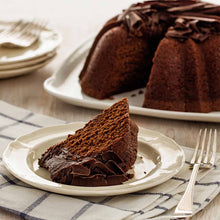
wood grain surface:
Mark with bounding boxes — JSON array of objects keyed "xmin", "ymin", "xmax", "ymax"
[{"xmin": 0, "ymin": 0, "xmax": 219, "ymax": 219}]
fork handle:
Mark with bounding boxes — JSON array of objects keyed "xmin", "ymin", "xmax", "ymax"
[{"xmin": 175, "ymin": 164, "xmax": 200, "ymax": 216}]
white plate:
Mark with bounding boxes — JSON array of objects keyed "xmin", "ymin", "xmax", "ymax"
[
  {"xmin": 0, "ymin": 50, "xmax": 56, "ymax": 70},
  {"xmin": 3, "ymin": 122, "xmax": 185, "ymax": 197},
  {"xmin": 0, "ymin": 55, "xmax": 55, "ymax": 78},
  {"xmin": 44, "ymin": 37, "xmax": 220, "ymax": 122},
  {"xmin": 0, "ymin": 20, "xmax": 61, "ymax": 64}
]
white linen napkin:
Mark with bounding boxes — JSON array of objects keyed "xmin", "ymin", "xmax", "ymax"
[{"xmin": 0, "ymin": 100, "xmax": 219, "ymax": 220}]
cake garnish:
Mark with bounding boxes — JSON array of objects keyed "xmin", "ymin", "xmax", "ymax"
[{"xmin": 166, "ymin": 16, "xmax": 220, "ymax": 42}]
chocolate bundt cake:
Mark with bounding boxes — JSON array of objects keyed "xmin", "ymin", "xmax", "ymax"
[
  {"xmin": 79, "ymin": 0, "xmax": 220, "ymax": 113},
  {"xmin": 39, "ymin": 98, "xmax": 138, "ymax": 186}
]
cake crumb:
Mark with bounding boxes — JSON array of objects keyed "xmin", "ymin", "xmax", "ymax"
[
  {"xmin": 138, "ymin": 90, "xmax": 144, "ymax": 94},
  {"xmin": 144, "ymin": 171, "xmax": 147, "ymax": 174},
  {"xmin": 131, "ymin": 94, "xmax": 136, "ymax": 97}
]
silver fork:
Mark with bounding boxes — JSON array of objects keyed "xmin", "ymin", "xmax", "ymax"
[
  {"xmin": 174, "ymin": 128, "xmax": 217, "ymax": 218},
  {"xmin": 0, "ymin": 20, "xmax": 47, "ymax": 48}
]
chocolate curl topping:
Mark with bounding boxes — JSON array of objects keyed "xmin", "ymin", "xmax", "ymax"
[
  {"xmin": 118, "ymin": 8, "xmax": 145, "ymax": 37},
  {"xmin": 117, "ymin": 0, "xmax": 219, "ymax": 38},
  {"xmin": 167, "ymin": 2, "xmax": 210, "ymax": 12},
  {"xmin": 124, "ymin": 11, "xmax": 144, "ymax": 36},
  {"xmin": 128, "ymin": 11, "xmax": 143, "ymax": 29},
  {"xmin": 166, "ymin": 16, "xmax": 220, "ymax": 42}
]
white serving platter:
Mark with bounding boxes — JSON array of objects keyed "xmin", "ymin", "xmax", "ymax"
[{"xmin": 44, "ymin": 37, "xmax": 220, "ymax": 122}]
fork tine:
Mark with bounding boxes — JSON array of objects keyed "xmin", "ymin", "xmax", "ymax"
[
  {"xmin": 197, "ymin": 128, "xmax": 207, "ymax": 163},
  {"xmin": 0, "ymin": 20, "xmax": 24, "ymax": 40},
  {"xmin": 5, "ymin": 22, "xmax": 30, "ymax": 41},
  {"xmin": 0, "ymin": 20, "xmax": 22, "ymax": 36},
  {"xmin": 21, "ymin": 19, "xmax": 47, "ymax": 46},
  {"xmin": 33, "ymin": 20, "xmax": 47, "ymax": 37},
  {"xmin": 203, "ymin": 129, "xmax": 212, "ymax": 164},
  {"xmin": 15, "ymin": 21, "xmax": 35, "ymax": 38},
  {"xmin": 17, "ymin": 19, "xmax": 40, "ymax": 39},
  {"xmin": 210, "ymin": 129, "xmax": 217, "ymax": 166},
  {"xmin": 23, "ymin": 20, "xmax": 42, "ymax": 41},
  {"xmin": 9, "ymin": 23, "xmax": 34, "ymax": 46},
  {"xmin": 191, "ymin": 129, "xmax": 202, "ymax": 164}
]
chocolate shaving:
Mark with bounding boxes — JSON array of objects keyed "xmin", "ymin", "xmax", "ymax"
[
  {"xmin": 117, "ymin": 0, "xmax": 219, "ymax": 41},
  {"xmin": 166, "ymin": 16, "xmax": 219, "ymax": 42}
]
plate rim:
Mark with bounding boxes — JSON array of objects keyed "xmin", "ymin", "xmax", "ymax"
[
  {"xmin": 0, "ymin": 55, "xmax": 55, "ymax": 78},
  {"xmin": 0, "ymin": 50, "xmax": 56, "ymax": 70},
  {"xmin": 2, "ymin": 122, "xmax": 185, "ymax": 196},
  {"xmin": 44, "ymin": 76, "xmax": 220, "ymax": 123},
  {"xmin": 43, "ymin": 37, "xmax": 220, "ymax": 123}
]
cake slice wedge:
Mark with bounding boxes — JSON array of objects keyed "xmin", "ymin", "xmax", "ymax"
[{"xmin": 38, "ymin": 98, "xmax": 138, "ymax": 186}]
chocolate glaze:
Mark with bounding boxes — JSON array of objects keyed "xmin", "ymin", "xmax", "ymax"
[{"xmin": 39, "ymin": 147, "xmax": 133, "ymax": 186}]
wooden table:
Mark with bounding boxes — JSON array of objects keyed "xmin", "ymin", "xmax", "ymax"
[{"xmin": 0, "ymin": 0, "xmax": 219, "ymax": 219}]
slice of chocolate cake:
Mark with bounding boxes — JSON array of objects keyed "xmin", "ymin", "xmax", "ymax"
[{"xmin": 38, "ymin": 98, "xmax": 138, "ymax": 186}]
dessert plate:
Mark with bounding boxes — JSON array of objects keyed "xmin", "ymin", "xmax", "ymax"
[
  {"xmin": 3, "ymin": 122, "xmax": 185, "ymax": 197},
  {"xmin": 44, "ymin": 37, "xmax": 220, "ymax": 122},
  {"xmin": 0, "ymin": 55, "xmax": 55, "ymax": 79},
  {"xmin": 0, "ymin": 50, "xmax": 56, "ymax": 70},
  {"xmin": 0, "ymin": 20, "xmax": 62, "ymax": 64}
]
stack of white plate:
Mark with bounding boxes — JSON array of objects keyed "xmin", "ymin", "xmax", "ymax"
[{"xmin": 0, "ymin": 20, "xmax": 62, "ymax": 79}]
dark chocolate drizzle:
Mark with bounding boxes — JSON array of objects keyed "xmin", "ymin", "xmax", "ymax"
[
  {"xmin": 39, "ymin": 147, "xmax": 133, "ymax": 186},
  {"xmin": 117, "ymin": 0, "xmax": 220, "ymax": 41}
]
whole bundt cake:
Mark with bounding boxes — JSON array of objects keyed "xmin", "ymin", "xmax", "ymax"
[
  {"xmin": 39, "ymin": 98, "xmax": 138, "ymax": 186},
  {"xmin": 79, "ymin": 0, "xmax": 220, "ymax": 113}
]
